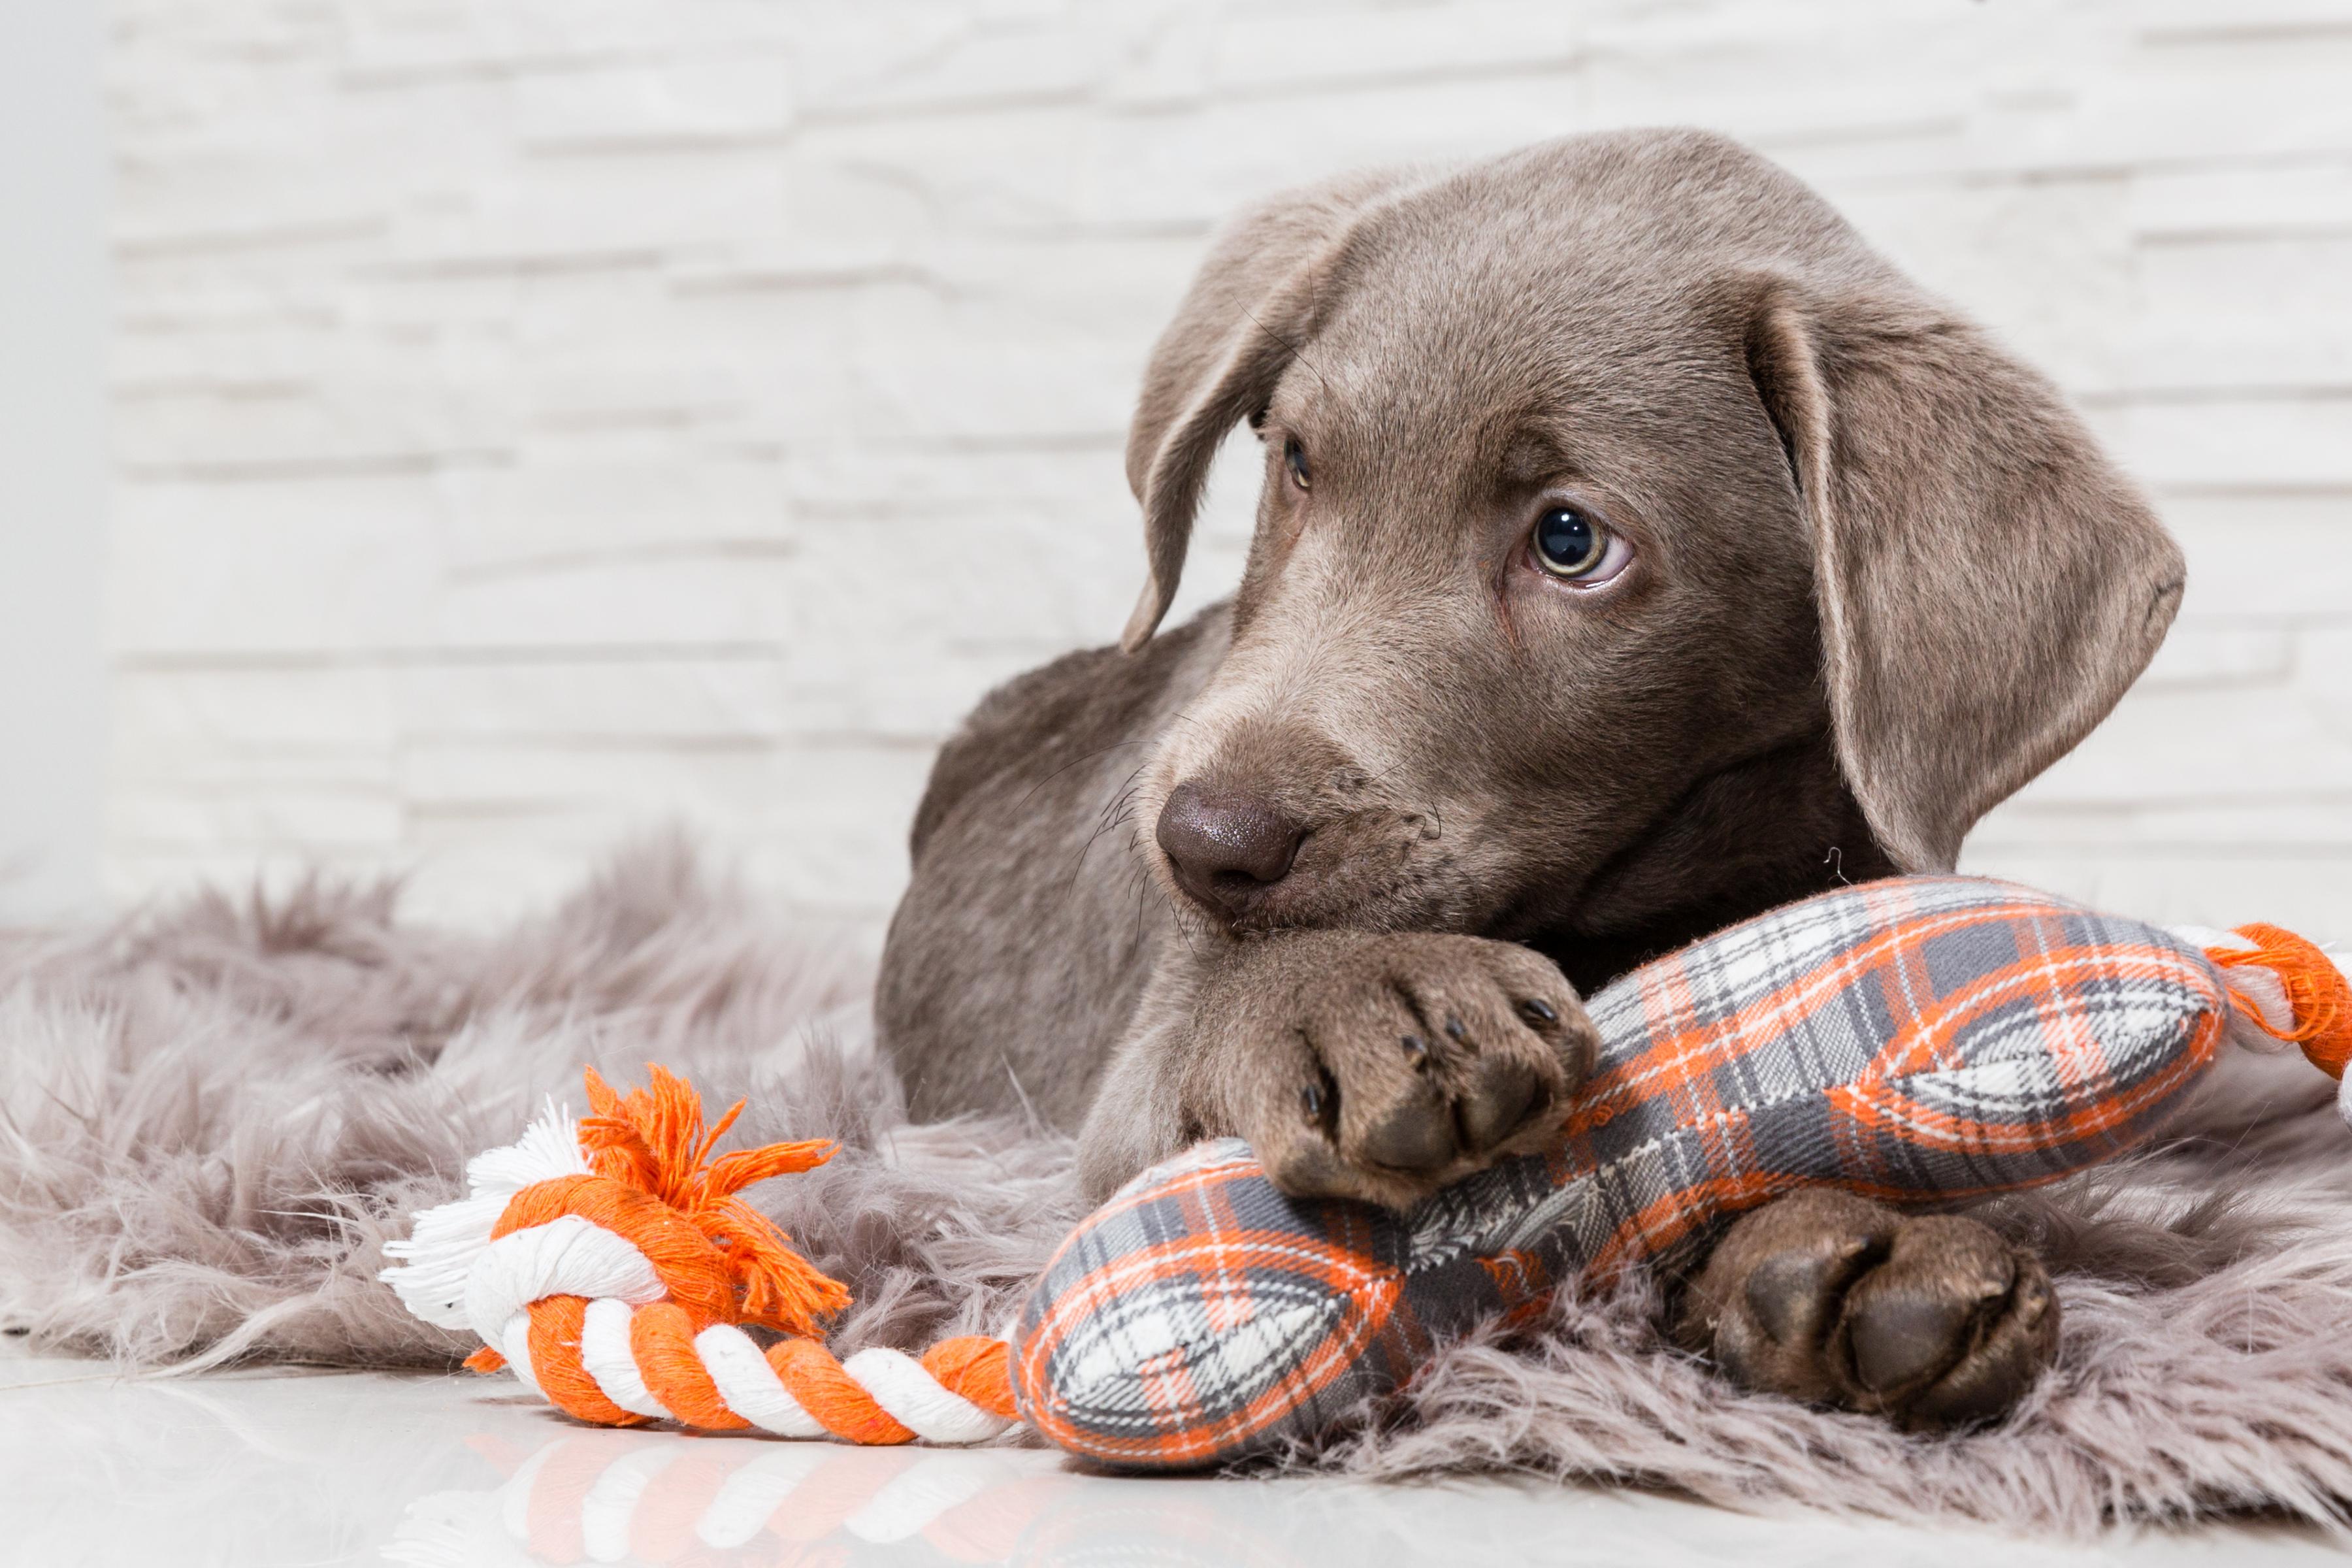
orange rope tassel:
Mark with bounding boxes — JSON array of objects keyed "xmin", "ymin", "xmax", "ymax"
[{"xmin": 2210, "ymin": 922, "xmax": 2352, "ymax": 1079}]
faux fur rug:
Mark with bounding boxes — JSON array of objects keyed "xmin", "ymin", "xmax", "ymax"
[{"xmin": 7, "ymin": 841, "xmax": 2352, "ymax": 1536}]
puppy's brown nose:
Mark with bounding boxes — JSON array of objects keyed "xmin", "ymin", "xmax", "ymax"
[{"xmin": 1156, "ymin": 781, "xmax": 1304, "ymax": 916}]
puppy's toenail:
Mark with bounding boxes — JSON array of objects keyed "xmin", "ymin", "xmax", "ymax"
[
  {"xmin": 1400, "ymin": 1033, "xmax": 1429, "ymax": 1064},
  {"xmin": 1444, "ymin": 1016, "xmax": 1467, "ymax": 1041},
  {"xmin": 1519, "ymin": 998, "xmax": 1558, "ymax": 1024},
  {"xmin": 1300, "ymin": 1081, "xmax": 1327, "ymax": 1121}
]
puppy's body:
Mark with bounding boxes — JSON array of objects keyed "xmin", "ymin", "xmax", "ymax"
[
  {"xmin": 878, "ymin": 130, "xmax": 2180, "ymax": 1426},
  {"xmin": 879, "ymin": 612, "xmax": 1218, "ymax": 1130}
]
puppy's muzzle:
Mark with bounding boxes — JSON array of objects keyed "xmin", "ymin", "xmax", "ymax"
[{"xmin": 1155, "ymin": 781, "xmax": 1305, "ymax": 920}]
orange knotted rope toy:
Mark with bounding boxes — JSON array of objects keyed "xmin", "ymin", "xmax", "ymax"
[{"xmin": 382, "ymin": 1067, "xmax": 1018, "ymax": 1445}]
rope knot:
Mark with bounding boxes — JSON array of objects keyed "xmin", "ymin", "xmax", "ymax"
[
  {"xmin": 379, "ymin": 1066, "xmax": 1019, "ymax": 1444},
  {"xmin": 574, "ymin": 1064, "xmax": 851, "ymax": 1335}
]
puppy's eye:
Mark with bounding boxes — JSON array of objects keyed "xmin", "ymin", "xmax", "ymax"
[
  {"xmin": 1529, "ymin": 505, "xmax": 1632, "ymax": 585},
  {"xmin": 1532, "ymin": 506, "xmax": 1603, "ymax": 575},
  {"xmin": 1284, "ymin": 438, "xmax": 1311, "ymax": 492}
]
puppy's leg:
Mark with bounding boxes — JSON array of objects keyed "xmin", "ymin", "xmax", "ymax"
[
  {"xmin": 1079, "ymin": 930, "xmax": 1598, "ymax": 1207},
  {"xmin": 1674, "ymin": 1188, "xmax": 2059, "ymax": 1428}
]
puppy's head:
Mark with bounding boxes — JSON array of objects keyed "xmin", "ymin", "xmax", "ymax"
[{"xmin": 1125, "ymin": 130, "xmax": 2181, "ymax": 941}]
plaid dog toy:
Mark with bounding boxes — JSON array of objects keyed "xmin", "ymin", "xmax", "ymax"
[
  {"xmin": 385, "ymin": 876, "xmax": 2351, "ymax": 1467},
  {"xmin": 1011, "ymin": 875, "xmax": 2351, "ymax": 1466}
]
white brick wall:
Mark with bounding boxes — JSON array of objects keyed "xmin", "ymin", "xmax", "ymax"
[
  {"xmin": 0, "ymin": 0, "xmax": 108, "ymax": 924},
  {"xmin": 103, "ymin": 0, "xmax": 2352, "ymax": 938}
]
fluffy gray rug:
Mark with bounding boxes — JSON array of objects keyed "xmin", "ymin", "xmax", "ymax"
[{"xmin": 5, "ymin": 841, "xmax": 2351, "ymax": 1535}]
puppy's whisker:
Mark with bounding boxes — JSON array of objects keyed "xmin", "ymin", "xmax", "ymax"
[
  {"xmin": 1086, "ymin": 765, "xmax": 1153, "ymax": 838},
  {"xmin": 1062, "ymin": 774, "xmax": 1158, "ymax": 902},
  {"xmin": 1015, "ymin": 739, "xmax": 1158, "ymax": 810}
]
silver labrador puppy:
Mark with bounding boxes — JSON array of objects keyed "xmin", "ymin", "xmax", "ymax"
[{"xmin": 875, "ymin": 129, "xmax": 2183, "ymax": 1427}]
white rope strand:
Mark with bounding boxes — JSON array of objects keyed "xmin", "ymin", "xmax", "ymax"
[
  {"xmin": 694, "ymin": 1323, "xmax": 826, "ymax": 1438},
  {"xmin": 578, "ymin": 1296, "xmax": 670, "ymax": 1421},
  {"xmin": 841, "ymin": 1347, "xmax": 1015, "ymax": 1445},
  {"xmin": 466, "ymin": 1286, "xmax": 1011, "ymax": 1443},
  {"xmin": 462, "ymin": 1217, "xmax": 664, "ymax": 1345}
]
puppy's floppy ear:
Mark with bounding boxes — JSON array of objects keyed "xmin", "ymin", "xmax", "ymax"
[
  {"xmin": 1741, "ymin": 276, "xmax": 2185, "ymax": 872},
  {"xmin": 1119, "ymin": 167, "xmax": 1423, "ymax": 651}
]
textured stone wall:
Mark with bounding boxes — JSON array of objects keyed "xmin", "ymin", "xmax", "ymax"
[{"xmin": 105, "ymin": 0, "xmax": 2352, "ymax": 935}]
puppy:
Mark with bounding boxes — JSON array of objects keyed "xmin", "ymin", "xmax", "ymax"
[{"xmin": 875, "ymin": 129, "xmax": 2182, "ymax": 1426}]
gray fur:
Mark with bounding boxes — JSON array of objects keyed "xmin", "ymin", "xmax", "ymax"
[
  {"xmin": 5, "ymin": 843, "xmax": 2352, "ymax": 1531},
  {"xmin": 0, "ymin": 837, "xmax": 1077, "ymax": 1370}
]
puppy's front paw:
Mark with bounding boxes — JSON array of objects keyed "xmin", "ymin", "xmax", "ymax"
[
  {"xmin": 1677, "ymin": 1188, "xmax": 2060, "ymax": 1428},
  {"xmin": 1225, "ymin": 933, "xmax": 1595, "ymax": 1209}
]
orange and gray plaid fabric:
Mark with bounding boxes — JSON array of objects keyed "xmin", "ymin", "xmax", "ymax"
[{"xmin": 1011, "ymin": 875, "xmax": 2229, "ymax": 1468}]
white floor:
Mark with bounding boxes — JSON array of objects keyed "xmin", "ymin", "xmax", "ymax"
[{"xmin": 6, "ymin": 1343, "xmax": 2340, "ymax": 1568}]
